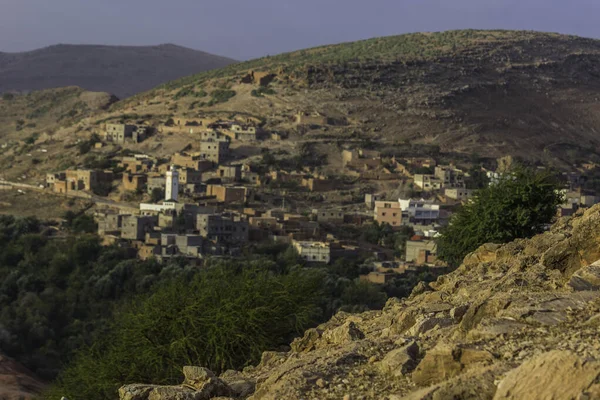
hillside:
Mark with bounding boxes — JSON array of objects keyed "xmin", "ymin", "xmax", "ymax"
[
  {"xmin": 3, "ymin": 30, "xmax": 600, "ymax": 185},
  {"xmin": 110, "ymin": 29, "xmax": 600, "ymax": 164},
  {"xmin": 119, "ymin": 203, "xmax": 600, "ymax": 399},
  {"xmin": 0, "ymin": 44, "xmax": 236, "ymax": 98}
]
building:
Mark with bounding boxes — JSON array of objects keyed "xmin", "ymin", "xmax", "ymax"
[
  {"xmin": 314, "ymin": 209, "xmax": 345, "ymax": 224},
  {"xmin": 96, "ymin": 212, "xmax": 128, "ymax": 236},
  {"xmin": 206, "ymin": 185, "xmax": 247, "ymax": 203},
  {"xmin": 196, "ymin": 213, "xmax": 249, "ymax": 243},
  {"xmin": 122, "ymin": 173, "xmax": 147, "ymax": 192},
  {"xmin": 165, "ymin": 165, "xmax": 179, "ymax": 202},
  {"xmin": 434, "ymin": 165, "xmax": 465, "ymax": 188},
  {"xmin": 224, "ymin": 124, "xmax": 258, "ymax": 141},
  {"xmin": 293, "ymin": 241, "xmax": 331, "ymax": 263},
  {"xmin": 302, "ymin": 178, "xmax": 334, "ymax": 192},
  {"xmin": 121, "ymin": 215, "xmax": 158, "ymax": 240},
  {"xmin": 445, "ymin": 188, "xmax": 474, "ymax": 201},
  {"xmin": 171, "ymin": 153, "xmax": 214, "ymax": 172},
  {"xmin": 199, "ymin": 139, "xmax": 230, "ymax": 164},
  {"xmin": 413, "ymin": 174, "xmax": 442, "ymax": 191},
  {"xmin": 217, "ymin": 165, "xmax": 242, "ymax": 181},
  {"xmin": 104, "ymin": 124, "xmax": 147, "ymax": 144},
  {"xmin": 161, "ymin": 234, "xmax": 204, "ymax": 257},
  {"xmin": 46, "ymin": 172, "xmax": 66, "ymax": 188},
  {"xmin": 405, "ymin": 239, "xmax": 437, "ymax": 263},
  {"xmin": 147, "ymin": 175, "xmax": 166, "ymax": 194},
  {"xmin": 374, "ymin": 201, "xmax": 402, "ymax": 227},
  {"xmin": 179, "ymin": 169, "xmax": 203, "ymax": 185},
  {"xmin": 399, "ymin": 199, "xmax": 440, "ymax": 225},
  {"xmin": 52, "ymin": 169, "xmax": 113, "ymax": 193},
  {"xmin": 119, "ymin": 155, "xmax": 154, "ymax": 173}
]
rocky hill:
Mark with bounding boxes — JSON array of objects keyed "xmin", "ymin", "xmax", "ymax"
[
  {"xmin": 0, "ymin": 44, "xmax": 236, "ymax": 98},
  {"xmin": 118, "ymin": 203, "xmax": 600, "ymax": 400},
  {"xmin": 109, "ymin": 30, "xmax": 600, "ymax": 164}
]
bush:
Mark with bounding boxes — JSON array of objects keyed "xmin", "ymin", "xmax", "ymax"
[
  {"xmin": 209, "ymin": 89, "xmax": 236, "ymax": 104},
  {"xmin": 49, "ymin": 266, "xmax": 325, "ymax": 400},
  {"xmin": 436, "ymin": 168, "xmax": 563, "ymax": 267},
  {"xmin": 2, "ymin": 93, "xmax": 14, "ymax": 101}
]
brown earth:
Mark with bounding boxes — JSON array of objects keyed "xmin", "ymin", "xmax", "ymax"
[{"xmin": 0, "ymin": 353, "xmax": 46, "ymax": 400}]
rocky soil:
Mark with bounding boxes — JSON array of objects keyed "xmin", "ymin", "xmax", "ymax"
[
  {"xmin": 0, "ymin": 353, "xmax": 46, "ymax": 399},
  {"xmin": 121, "ymin": 203, "xmax": 600, "ymax": 399}
]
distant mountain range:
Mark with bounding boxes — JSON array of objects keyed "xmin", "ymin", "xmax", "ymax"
[{"xmin": 0, "ymin": 44, "xmax": 236, "ymax": 98}]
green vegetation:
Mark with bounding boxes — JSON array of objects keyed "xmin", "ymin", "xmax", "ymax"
[
  {"xmin": 150, "ymin": 187, "xmax": 165, "ymax": 203},
  {"xmin": 208, "ymin": 89, "xmax": 236, "ymax": 105},
  {"xmin": 251, "ymin": 86, "xmax": 277, "ymax": 97},
  {"xmin": 173, "ymin": 87, "xmax": 208, "ymax": 100},
  {"xmin": 2, "ymin": 93, "xmax": 15, "ymax": 101},
  {"xmin": 49, "ymin": 265, "xmax": 324, "ymax": 399},
  {"xmin": 436, "ymin": 168, "xmax": 563, "ymax": 267}
]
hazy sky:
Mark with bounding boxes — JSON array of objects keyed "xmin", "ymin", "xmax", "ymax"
[{"xmin": 1, "ymin": 0, "xmax": 600, "ymax": 60}]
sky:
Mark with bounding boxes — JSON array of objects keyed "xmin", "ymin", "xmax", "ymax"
[{"xmin": 1, "ymin": 0, "xmax": 600, "ymax": 60}]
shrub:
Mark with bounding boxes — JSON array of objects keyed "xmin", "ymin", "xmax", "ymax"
[
  {"xmin": 436, "ymin": 168, "xmax": 563, "ymax": 267},
  {"xmin": 2, "ymin": 93, "xmax": 14, "ymax": 101},
  {"xmin": 210, "ymin": 89, "xmax": 236, "ymax": 104},
  {"xmin": 49, "ymin": 266, "xmax": 324, "ymax": 400}
]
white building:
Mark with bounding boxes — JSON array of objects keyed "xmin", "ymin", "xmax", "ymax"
[
  {"xmin": 399, "ymin": 198, "xmax": 440, "ymax": 225},
  {"xmin": 165, "ymin": 165, "xmax": 179, "ymax": 202}
]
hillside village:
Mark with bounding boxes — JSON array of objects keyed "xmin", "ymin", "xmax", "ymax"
[{"xmin": 28, "ymin": 103, "xmax": 600, "ymax": 285}]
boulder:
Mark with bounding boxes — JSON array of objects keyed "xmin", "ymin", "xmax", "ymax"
[
  {"xmin": 291, "ymin": 328, "xmax": 322, "ymax": 353},
  {"xmin": 119, "ymin": 384, "xmax": 160, "ymax": 400},
  {"xmin": 407, "ymin": 317, "xmax": 454, "ymax": 336},
  {"xmin": 321, "ymin": 321, "xmax": 364, "ymax": 346},
  {"xmin": 568, "ymin": 261, "xmax": 600, "ymax": 291},
  {"xmin": 378, "ymin": 341, "xmax": 420, "ymax": 377},
  {"xmin": 412, "ymin": 344, "xmax": 462, "ymax": 386},
  {"xmin": 220, "ymin": 370, "xmax": 256, "ymax": 398},
  {"xmin": 147, "ymin": 386, "xmax": 199, "ymax": 400},
  {"xmin": 182, "ymin": 366, "xmax": 231, "ymax": 398},
  {"xmin": 494, "ymin": 351, "xmax": 600, "ymax": 400}
]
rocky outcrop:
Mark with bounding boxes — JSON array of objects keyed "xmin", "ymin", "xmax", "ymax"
[{"xmin": 119, "ymin": 205, "xmax": 600, "ymax": 399}]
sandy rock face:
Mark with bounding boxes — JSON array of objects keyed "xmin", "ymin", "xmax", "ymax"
[{"xmin": 119, "ymin": 205, "xmax": 600, "ymax": 400}]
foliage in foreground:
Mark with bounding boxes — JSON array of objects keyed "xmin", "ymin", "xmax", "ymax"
[
  {"xmin": 436, "ymin": 168, "xmax": 563, "ymax": 267},
  {"xmin": 48, "ymin": 265, "xmax": 325, "ymax": 400}
]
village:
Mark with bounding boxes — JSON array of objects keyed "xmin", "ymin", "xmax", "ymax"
[{"xmin": 39, "ymin": 116, "xmax": 600, "ymax": 285}]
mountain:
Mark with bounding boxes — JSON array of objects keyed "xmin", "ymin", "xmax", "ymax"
[
  {"xmin": 0, "ymin": 44, "xmax": 236, "ymax": 98},
  {"xmin": 118, "ymin": 203, "xmax": 600, "ymax": 399}
]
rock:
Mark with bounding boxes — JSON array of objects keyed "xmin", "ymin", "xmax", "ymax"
[
  {"xmin": 321, "ymin": 322, "xmax": 364, "ymax": 346},
  {"xmin": 378, "ymin": 341, "xmax": 420, "ymax": 377},
  {"xmin": 119, "ymin": 384, "xmax": 160, "ymax": 400},
  {"xmin": 412, "ymin": 344, "xmax": 463, "ymax": 386},
  {"xmin": 568, "ymin": 261, "xmax": 600, "ymax": 291},
  {"xmin": 407, "ymin": 317, "xmax": 454, "ymax": 336},
  {"xmin": 148, "ymin": 386, "xmax": 198, "ymax": 400},
  {"xmin": 494, "ymin": 351, "xmax": 600, "ymax": 399},
  {"xmin": 291, "ymin": 328, "xmax": 322, "ymax": 353},
  {"xmin": 182, "ymin": 366, "xmax": 231, "ymax": 398},
  {"xmin": 220, "ymin": 370, "xmax": 256, "ymax": 398},
  {"xmin": 450, "ymin": 305, "xmax": 469, "ymax": 322}
]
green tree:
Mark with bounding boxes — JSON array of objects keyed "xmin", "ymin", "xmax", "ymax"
[
  {"xmin": 436, "ymin": 168, "xmax": 563, "ymax": 267},
  {"xmin": 150, "ymin": 187, "xmax": 165, "ymax": 203}
]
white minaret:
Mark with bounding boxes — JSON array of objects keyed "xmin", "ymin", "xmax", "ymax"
[{"xmin": 165, "ymin": 165, "xmax": 179, "ymax": 202}]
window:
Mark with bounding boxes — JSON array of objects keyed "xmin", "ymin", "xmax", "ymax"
[
  {"xmin": 382, "ymin": 212, "xmax": 386, "ymax": 216},
  {"xmin": 393, "ymin": 213, "xmax": 397, "ymax": 217},
  {"xmin": 312, "ymin": 256, "xmax": 316, "ymax": 260}
]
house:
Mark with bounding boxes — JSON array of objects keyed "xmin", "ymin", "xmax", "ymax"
[
  {"xmin": 223, "ymin": 124, "xmax": 258, "ymax": 141},
  {"xmin": 314, "ymin": 209, "xmax": 345, "ymax": 224},
  {"xmin": 445, "ymin": 188, "xmax": 474, "ymax": 201},
  {"xmin": 118, "ymin": 156, "xmax": 154, "ymax": 173},
  {"xmin": 53, "ymin": 169, "xmax": 113, "ymax": 193},
  {"xmin": 302, "ymin": 178, "xmax": 334, "ymax": 192},
  {"xmin": 104, "ymin": 124, "xmax": 147, "ymax": 144},
  {"xmin": 46, "ymin": 172, "xmax": 66, "ymax": 188},
  {"xmin": 206, "ymin": 185, "xmax": 247, "ymax": 203},
  {"xmin": 405, "ymin": 238, "xmax": 437, "ymax": 263},
  {"xmin": 178, "ymin": 169, "xmax": 203, "ymax": 185},
  {"xmin": 399, "ymin": 199, "xmax": 440, "ymax": 225},
  {"xmin": 161, "ymin": 234, "xmax": 204, "ymax": 257},
  {"xmin": 293, "ymin": 241, "xmax": 331, "ymax": 263},
  {"xmin": 171, "ymin": 153, "xmax": 214, "ymax": 172},
  {"xmin": 374, "ymin": 201, "xmax": 402, "ymax": 227},
  {"xmin": 360, "ymin": 272, "xmax": 396, "ymax": 284},
  {"xmin": 121, "ymin": 215, "xmax": 158, "ymax": 240},
  {"xmin": 413, "ymin": 174, "xmax": 442, "ymax": 191},
  {"xmin": 96, "ymin": 212, "xmax": 128, "ymax": 236},
  {"xmin": 196, "ymin": 213, "xmax": 249, "ymax": 244},
  {"xmin": 217, "ymin": 165, "xmax": 242, "ymax": 181},
  {"xmin": 295, "ymin": 112, "xmax": 327, "ymax": 127},
  {"xmin": 122, "ymin": 173, "xmax": 147, "ymax": 192},
  {"xmin": 147, "ymin": 175, "xmax": 166, "ymax": 194},
  {"xmin": 434, "ymin": 165, "xmax": 465, "ymax": 188},
  {"xmin": 199, "ymin": 139, "xmax": 230, "ymax": 164}
]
